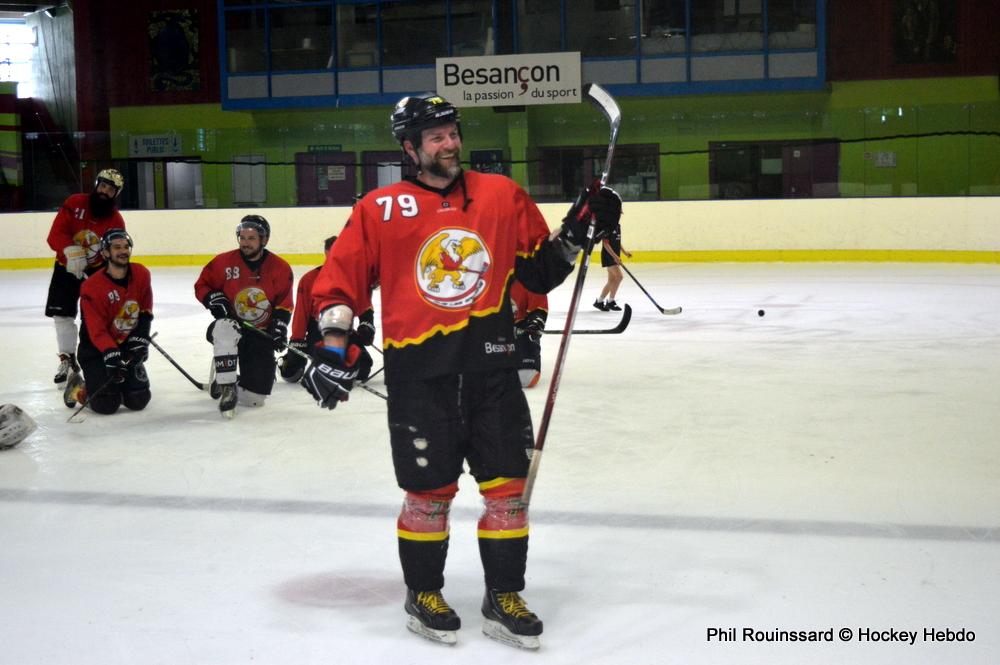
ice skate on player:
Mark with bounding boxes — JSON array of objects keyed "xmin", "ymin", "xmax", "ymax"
[
  {"xmin": 481, "ymin": 590, "xmax": 542, "ymax": 650},
  {"xmin": 404, "ymin": 589, "xmax": 460, "ymax": 645}
]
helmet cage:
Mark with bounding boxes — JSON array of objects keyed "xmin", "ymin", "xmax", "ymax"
[
  {"xmin": 236, "ymin": 214, "xmax": 270, "ymax": 240},
  {"xmin": 100, "ymin": 228, "xmax": 133, "ymax": 254}
]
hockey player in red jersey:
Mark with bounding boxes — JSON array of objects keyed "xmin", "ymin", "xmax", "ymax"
[
  {"xmin": 278, "ymin": 235, "xmax": 375, "ymax": 383},
  {"xmin": 64, "ymin": 228, "xmax": 153, "ymax": 415},
  {"xmin": 301, "ymin": 93, "xmax": 622, "ymax": 649},
  {"xmin": 194, "ymin": 215, "xmax": 293, "ymax": 418},
  {"xmin": 45, "ymin": 168, "xmax": 126, "ymax": 387},
  {"xmin": 509, "ymin": 280, "xmax": 548, "ymax": 389}
]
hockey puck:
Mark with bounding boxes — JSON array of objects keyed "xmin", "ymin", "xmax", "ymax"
[{"xmin": 757, "ymin": 309, "xmax": 765, "ymax": 317}]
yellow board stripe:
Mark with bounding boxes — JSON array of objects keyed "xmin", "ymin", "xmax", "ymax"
[
  {"xmin": 478, "ymin": 477, "xmax": 518, "ymax": 491},
  {"xmin": 4, "ymin": 249, "xmax": 1000, "ymax": 272},
  {"xmin": 477, "ymin": 526, "xmax": 530, "ymax": 540},
  {"xmin": 398, "ymin": 528, "xmax": 449, "ymax": 542}
]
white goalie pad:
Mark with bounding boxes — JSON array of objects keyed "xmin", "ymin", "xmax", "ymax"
[{"xmin": 0, "ymin": 404, "xmax": 37, "ymax": 449}]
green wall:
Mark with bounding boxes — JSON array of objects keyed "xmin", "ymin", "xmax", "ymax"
[{"xmin": 109, "ymin": 76, "xmax": 1000, "ymax": 207}]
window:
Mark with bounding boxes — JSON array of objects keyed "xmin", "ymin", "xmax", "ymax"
[
  {"xmin": 0, "ymin": 20, "xmax": 35, "ymax": 96},
  {"xmin": 269, "ymin": 6, "xmax": 333, "ymax": 71},
  {"xmin": 566, "ymin": 0, "xmax": 637, "ymax": 57},
  {"xmin": 690, "ymin": 0, "xmax": 764, "ymax": 52},
  {"xmin": 381, "ymin": 0, "xmax": 447, "ymax": 67},
  {"xmin": 531, "ymin": 144, "xmax": 660, "ymax": 202},
  {"xmin": 641, "ymin": 0, "xmax": 687, "ymax": 55},
  {"xmin": 768, "ymin": 0, "xmax": 816, "ymax": 49},
  {"xmin": 517, "ymin": 0, "xmax": 561, "ymax": 53},
  {"xmin": 451, "ymin": 0, "xmax": 495, "ymax": 57},
  {"xmin": 225, "ymin": 10, "xmax": 266, "ymax": 73},
  {"xmin": 337, "ymin": 3, "xmax": 378, "ymax": 68}
]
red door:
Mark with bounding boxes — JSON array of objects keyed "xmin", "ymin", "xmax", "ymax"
[{"xmin": 295, "ymin": 152, "xmax": 357, "ymax": 206}]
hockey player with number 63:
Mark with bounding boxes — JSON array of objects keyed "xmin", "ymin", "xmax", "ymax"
[
  {"xmin": 194, "ymin": 215, "xmax": 294, "ymax": 418},
  {"xmin": 302, "ymin": 93, "xmax": 622, "ymax": 649}
]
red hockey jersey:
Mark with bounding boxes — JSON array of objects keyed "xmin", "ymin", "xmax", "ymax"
[
  {"xmin": 312, "ymin": 170, "xmax": 573, "ymax": 383},
  {"xmin": 509, "ymin": 280, "xmax": 548, "ymax": 327},
  {"xmin": 291, "ymin": 266, "xmax": 321, "ymax": 340},
  {"xmin": 46, "ymin": 193, "xmax": 127, "ymax": 268},
  {"xmin": 79, "ymin": 264, "xmax": 153, "ymax": 353},
  {"xmin": 194, "ymin": 249, "xmax": 294, "ymax": 329}
]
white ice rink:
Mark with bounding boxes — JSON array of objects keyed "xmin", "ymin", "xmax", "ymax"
[{"xmin": 1, "ymin": 262, "xmax": 999, "ymax": 665}]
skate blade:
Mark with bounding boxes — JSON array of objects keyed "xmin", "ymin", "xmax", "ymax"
[
  {"xmin": 220, "ymin": 409, "xmax": 235, "ymax": 420},
  {"xmin": 406, "ymin": 616, "xmax": 457, "ymax": 645},
  {"xmin": 482, "ymin": 618, "xmax": 541, "ymax": 650}
]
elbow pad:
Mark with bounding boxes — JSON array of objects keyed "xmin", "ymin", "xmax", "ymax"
[{"xmin": 318, "ymin": 304, "xmax": 354, "ymax": 335}]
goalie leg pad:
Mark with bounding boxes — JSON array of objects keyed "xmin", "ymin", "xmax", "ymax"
[
  {"xmin": 53, "ymin": 316, "xmax": 78, "ymax": 356},
  {"xmin": 237, "ymin": 387, "xmax": 267, "ymax": 407},
  {"xmin": 398, "ymin": 483, "xmax": 458, "ymax": 592}
]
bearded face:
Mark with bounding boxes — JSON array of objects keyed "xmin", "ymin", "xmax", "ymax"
[
  {"xmin": 409, "ymin": 124, "xmax": 463, "ymax": 182},
  {"xmin": 89, "ymin": 189, "xmax": 117, "ymax": 219}
]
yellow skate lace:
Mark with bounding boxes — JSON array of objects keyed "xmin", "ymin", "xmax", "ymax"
[
  {"xmin": 417, "ymin": 591, "xmax": 454, "ymax": 615},
  {"xmin": 497, "ymin": 592, "xmax": 533, "ymax": 619}
]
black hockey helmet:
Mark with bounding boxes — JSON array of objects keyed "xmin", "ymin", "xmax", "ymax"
[
  {"xmin": 94, "ymin": 168, "xmax": 124, "ymax": 197},
  {"xmin": 391, "ymin": 93, "xmax": 461, "ymax": 149},
  {"xmin": 236, "ymin": 214, "xmax": 270, "ymax": 240},
  {"xmin": 100, "ymin": 227, "xmax": 132, "ymax": 254}
]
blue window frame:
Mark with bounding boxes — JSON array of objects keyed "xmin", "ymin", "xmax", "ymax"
[{"xmin": 219, "ymin": 0, "xmax": 825, "ymax": 110}]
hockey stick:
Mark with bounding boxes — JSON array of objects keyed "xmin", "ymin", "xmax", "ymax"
[
  {"xmin": 522, "ymin": 82, "xmax": 621, "ymax": 507},
  {"xmin": 543, "ymin": 304, "xmax": 631, "ymax": 335},
  {"xmin": 239, "ymin": 321, "xmax": 388, "ymax": 401},
  {"xmin": 149, "ymin": 335, "xmax": 206, "ymax": 390},
  {"xmin": 603, "ymin": 241, "xmax": 682, "ymax": 315}
]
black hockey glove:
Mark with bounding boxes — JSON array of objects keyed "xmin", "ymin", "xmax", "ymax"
[
  {"xmin": 204, "ymin": 290, "xmax": 235, "ymax": 320},
  {"xmin": 560, "ymin": 186, "xmax": 623, "ymax": 247},
  {"xmin": 103, "ymin": 348, "xmax": 127, "ymax": 383},
  {"xmin": 515, "ymin": 313, "xmax": 545, "ymax": 341},
  {"xmin": 124, "ymin": 332, "xmax": 150, "ymax": 363},
  {"xmin": 267, "ymin": 317, "xmax": 289, "ymax": 351},
  {"xmin": 355, "ymin": 313, "xmax": 376, "ymax": 347},
  {"xmin": 302, "ymin": 344, "xmax": 362, "ymax": 410},
  {"xmin": 279, "ymin": 340, "xmax": 308, "ymax": 382}
]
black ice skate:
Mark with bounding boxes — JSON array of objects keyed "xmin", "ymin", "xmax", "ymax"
[
  {"xmin": 218, "ymin": 384, "xmax": 237, "ymax": 419},
  {"xmin": 481, "ymin": 590, "xmax": 543, "ymax": 650},
  {"xmin": 606, "ymin": 300, "xmax": 622, "ymax": 311},
  {"xmin": 54, "ymin": 353, "xmax": 78, "ymax": 384},
  {"xmin": 404, "ymin": 589, "xmax": 460, "ymax": 645},
  {"xmin": 63, "ymin": 371, "xmax": 85, "ymax": 408},
  {"xmin": 593, "ymin": 299, "xmax": 608, "ymax": 311}
]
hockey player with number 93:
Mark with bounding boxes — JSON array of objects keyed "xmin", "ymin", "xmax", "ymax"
[{"xmin": 302, "ymin": 93, "xmax": 622, "ymax": 649}]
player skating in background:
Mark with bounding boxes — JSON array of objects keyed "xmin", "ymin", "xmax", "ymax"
[
  {"xmin": 279, "ymin": 235, "xmax": 375, "ymax": 384},
  {"xmin": 194, "ymin": 215, "xmax": 293, "ymax": 418},
  {"xmin": 593, "ymin": 219, "xmax": 630, "ymax": 312},
  {"xmin": 45, "ymin": 169, "xmax": 126, "ymax": 386},
  {"xmin": 301, "ymin": 93, "xmax": 621, "ymax": 649},
  {"xmin": 509, "ymin": 280, "xmax": 547, "ymax": 389},
  {"xmin": 64, "ymin": 228, "xmax": 153, "ymax": 415}
]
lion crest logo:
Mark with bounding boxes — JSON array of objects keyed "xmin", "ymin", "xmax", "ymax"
[
  {"xmin": 234, "ymin": 287, "xmax": 271, "ymax": 323},
  {"xmin": 416, "ymin": 229, "xmax": 491, "ymax": 309}
]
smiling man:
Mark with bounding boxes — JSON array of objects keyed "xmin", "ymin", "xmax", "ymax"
[
  {"xmin": 194, "ymin": 215, "xmax": 293, "ymax": 419},
  {"xmin": 66, "ymin": 228, "xmax": 153, "ymax": 415},
  {"xmin": 301, "ymin": 93, "xmax": 623, "ymax": 649}
]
